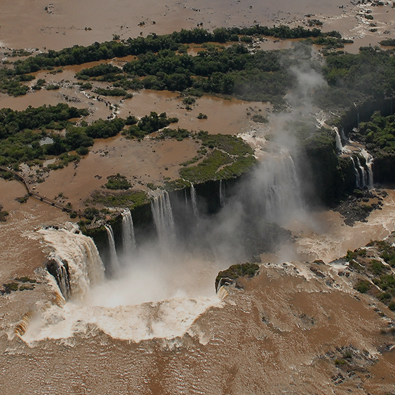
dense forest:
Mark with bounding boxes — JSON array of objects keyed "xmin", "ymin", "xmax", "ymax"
[
  {"xmin": 317, "ymin": 46, "xmax": 395, "ymax": 109},
  {"xmin": 0, "ymin": 25, "xmax": 347, "ymax": 99},
  {"xmin": 1, "ymin": 26, "xmax": 395, "ymax": 197}
]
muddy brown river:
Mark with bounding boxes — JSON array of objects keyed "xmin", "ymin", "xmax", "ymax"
[{"xmin": 1, "ymin": 1, "xmax": 395, "ymax": 394}]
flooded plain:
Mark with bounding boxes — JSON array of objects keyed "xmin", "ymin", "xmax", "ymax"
[{"xmin": 1, "ymin": 1, "xmax": 395, "ymax": 394}]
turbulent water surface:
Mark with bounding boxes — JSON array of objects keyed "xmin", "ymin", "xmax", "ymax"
[{"xmin": 2, "ymin": 0, "xmax": 395, "ymax": 393}]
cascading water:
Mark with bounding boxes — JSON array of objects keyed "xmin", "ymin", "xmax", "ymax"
[
  {"xmin": 219, "ymin": 180, "xmax": 225, "ymax": 207},
  {"xmin": 361, "ymin": 149, "xmax": 374, "ymax": 188},
  {"xmin": 151, "ymin": 191, "xmax": 175, "ymax": 244},
  {"xmin": 352, "ymin": 157, "xmax": 361, "ymax": 189},
  {"xmin": 258, "ymin": 151, "xmax": 304, "ymax": 224},
  {"xmin": 332, "ymin": 126, "xmax": 343, "ymax": 153},
  {"xmin": 26, "ymin": 222, "xmax": 222, "ymax": 344},
  {"xmin": 355, "ymin": 156, "xmax": 368, "ymax": 188},
  {"xmin": 190, "ymin": 183, "xmax": 198, "ymax": 217},
  {"xmin": 39, "ymin": 225, "xmax": 105, "ymax": 300},
  {"xmin": 46, "ymin": 257, "xmax": 71, "ymax": 299},
  {"xmin": 340, "ymin": 127, "xmax": 347, "ymax": 141},
  {"xmin": 105, "ymin": 224, "xmax": 121, "ymax": 274},
  {"xmin": 122, "ymin": 208, "xmax": 136, "ymax": 255}
]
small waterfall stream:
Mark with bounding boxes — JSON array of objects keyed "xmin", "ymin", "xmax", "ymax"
[
  {"xmin": 190, "ymin": 183, "xmax": 198, "ymax": 217},
  {"xmin": 151, "ymin": 191, "xmax": 175, "ymax": 244},
  {"xmin": 219, "ymin": 180, "xmax": 225, "ymax": 207},
  {"xmin": 105, "ymin": 224, "xmax": 121, "ymax": 274},
  {"xmin": 122, "ymin": 208, "xmax": 136, "ymax": 255},
  {"xmin": 355, "ymin": 156, "xmax": 368, "ymax": 188},
  {"xmin": 332, "ymin": 126, "xmax": 343, "ymax": 153},
  {"xmin": 361, "ymin": 149, "xmax": 374, "ymax": 188},
  {"xmin": 352, "ymin": 157, "xmax": 361, "ymax": 189}
]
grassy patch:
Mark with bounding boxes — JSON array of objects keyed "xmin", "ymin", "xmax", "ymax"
[
  {"xmin": 179, "ymin": 132, "xmax": 256, "ymax": 183},
  {"xmin": 105, "ymin": 174, "xmax": 131, "ymax": 190},
  {"xmin": 215, "ymin": 262, "xmax": 260, "ymax": 290},
  {"xmin": 180, "ymin": 149, "xmax": 232, "ymax": 182},
  {"xmin": 87, "ymin": 190, "xmax": 149, "ymax": 208},
  {"xmin": 354, "ymin": 280, "xmax": 371, "ymax": 294}
]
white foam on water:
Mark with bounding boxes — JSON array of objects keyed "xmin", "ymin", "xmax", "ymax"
[{"xmin": 22, "ymin": 296, "xmax": 223, "ymax": 344}]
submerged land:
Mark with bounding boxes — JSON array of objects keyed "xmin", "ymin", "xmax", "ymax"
[{"xmin": 1, "ymin": 1, "xmax": 395, "ymax": 394}]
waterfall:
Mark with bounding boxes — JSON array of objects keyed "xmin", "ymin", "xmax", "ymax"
[
  {"xmin": 46, "ymin": 257, "xmax": 71, "ymax": 299},
  {"xmin": 361, "ymin": 149, "xmax": 374, "ymax": 188},
  {"xmin": 352, "ymin": 157, "xmax": 361, "ymax": 189},
  {"xmin": 355, "ymin": 156, "xmax": 367, "ymax": 188},
  {"xmin": 105, "ymin": 224, "xmax": 121, "ymax": 274},
  {"xmin": 340, "ymin": 127, "xmax": 347, "ymax": 141},
  {"xmin": 39, "ymin": 225, "xmax": 105, "ymax": 300},
  {"xmin": 260, "ymin": 152, "xmax": 304, "ymax": 223},
  {"xmin": 151, "ymin": 191, "xmax": 175, "ymax": 243},
  {"xmin": 190, "ymin": 183, "xmax": 198, "ymax": 217},
  {"xmin": 122, "ymin": 208, "xmax": 136, "ymax": 255},
  {"xmin": 219, "ymin": 180, "xmax": 225, "ymax": 207},
  {"xmin": 332, "ymin": 126, "xmax": 343, "ymax": 153},
  {"xmin": 357, "ymin": 157, "xmax": 367, "ymax": 188}
]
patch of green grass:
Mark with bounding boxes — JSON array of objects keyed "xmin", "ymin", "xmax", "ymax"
[
  {"xmin": 15, "ymin": 277, "xmax": 36, "ymax": 283},
  {"xmin": 215, "ymin": 262, "xmax": 260, "ymax": 290},
  {"xmin": 160, "ymin": 128, "xmax": 190, "ymax": 141},
  {"xmin": 197, "ymin": 113, "xmax": 208, "ymax": 119},
  {"xmin": 373, "ymin": 274, "xmax": 395, "ymax": 294},
  {"xmin": 198, "ymin": 131, "xmax": 254, "ymax": 156},
  {"xmin": 3, "ymin": 282, "xmax": 19, "ymax": 293},
  {"xmin": 16, "ymin": 194, "xmax": 29, "ymax": 204},
  {"xmin": 370, "ymin": 259, "xmax": 388, "ymax": 276},
  {"xmin": 180, "ymin": 149, "xmax": 232, "ymax": 183},
  {"xmin": 252, "ymin": 114, "xmax": 268, "ymax": 123},
  {"xmin": 164, "ymin": 178, "xmax": 191, "ymax": 191},
  {"xmin": 0, "ymin": 209, "xmax": 9, "ymax": 222},
  {"xmin": 179, "ymin": 132, "xmax": 256, "ymax": 183},
  {"xmin": 105, "ymin": 173, "xmax": 131, "ymax": 190},
  {"xmin": 354, "ymin": 280, "xmax": 371, "ymax": 293},
  {"xmin": 216, "ymin": 156, "xmax": 257, "ymax": 179},
  {"xmin": 88, "ymin": 190, "xmax": 149, "ymax": 208},
  {"xmin": 180, "ymin": 156, "xmax": 202, "ymax": 167}
]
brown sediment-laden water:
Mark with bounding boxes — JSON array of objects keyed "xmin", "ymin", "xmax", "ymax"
[{"xmin": 1, "ymin": 1, "xmax": 395, "ymax": 394}]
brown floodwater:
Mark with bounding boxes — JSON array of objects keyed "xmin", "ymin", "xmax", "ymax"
[
  {"xmin": 119, "ymin": 90, "xmax": 270, "ymax": 135},
  {"xmin": 34, "ymin": 135, "xmax": 200, "ymax": 208},
  {"xmin": 2, "ymin": 1, "xmax": 395, "ymax": 393},
  {"xmin": 2, "ymin": 258, "xmax": 394, "ymax": 394},
  {"xmin": 0, "ymin": 0, "xmax": 394, "ymax": 53}
]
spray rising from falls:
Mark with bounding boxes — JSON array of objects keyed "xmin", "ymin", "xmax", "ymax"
[
  {"xmin": 122, "ymin": 208, "xmax": 136, "ymax": 255},
  {"xmin": 105, "ymin": 224, "xmax": 120, "ymax": 274},
  {"xmin": 151, "ymin": 190, "xmax": 175, "ymax": 244},
  {"xmin": 39, "ymin": 225, "xmax": 105, "ymax": 300},
  {"xmin": 257, "ymin": 152, "xmax": 304, "ymax": 224},
  {"xmin": 24, "ymin": 221, "xmax": 223, "ymax": 343}
]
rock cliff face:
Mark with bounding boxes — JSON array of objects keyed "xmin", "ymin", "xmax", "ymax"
[{"xmin": 302, "ymin": 136, "xmax": 355, "ymax": 205}]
